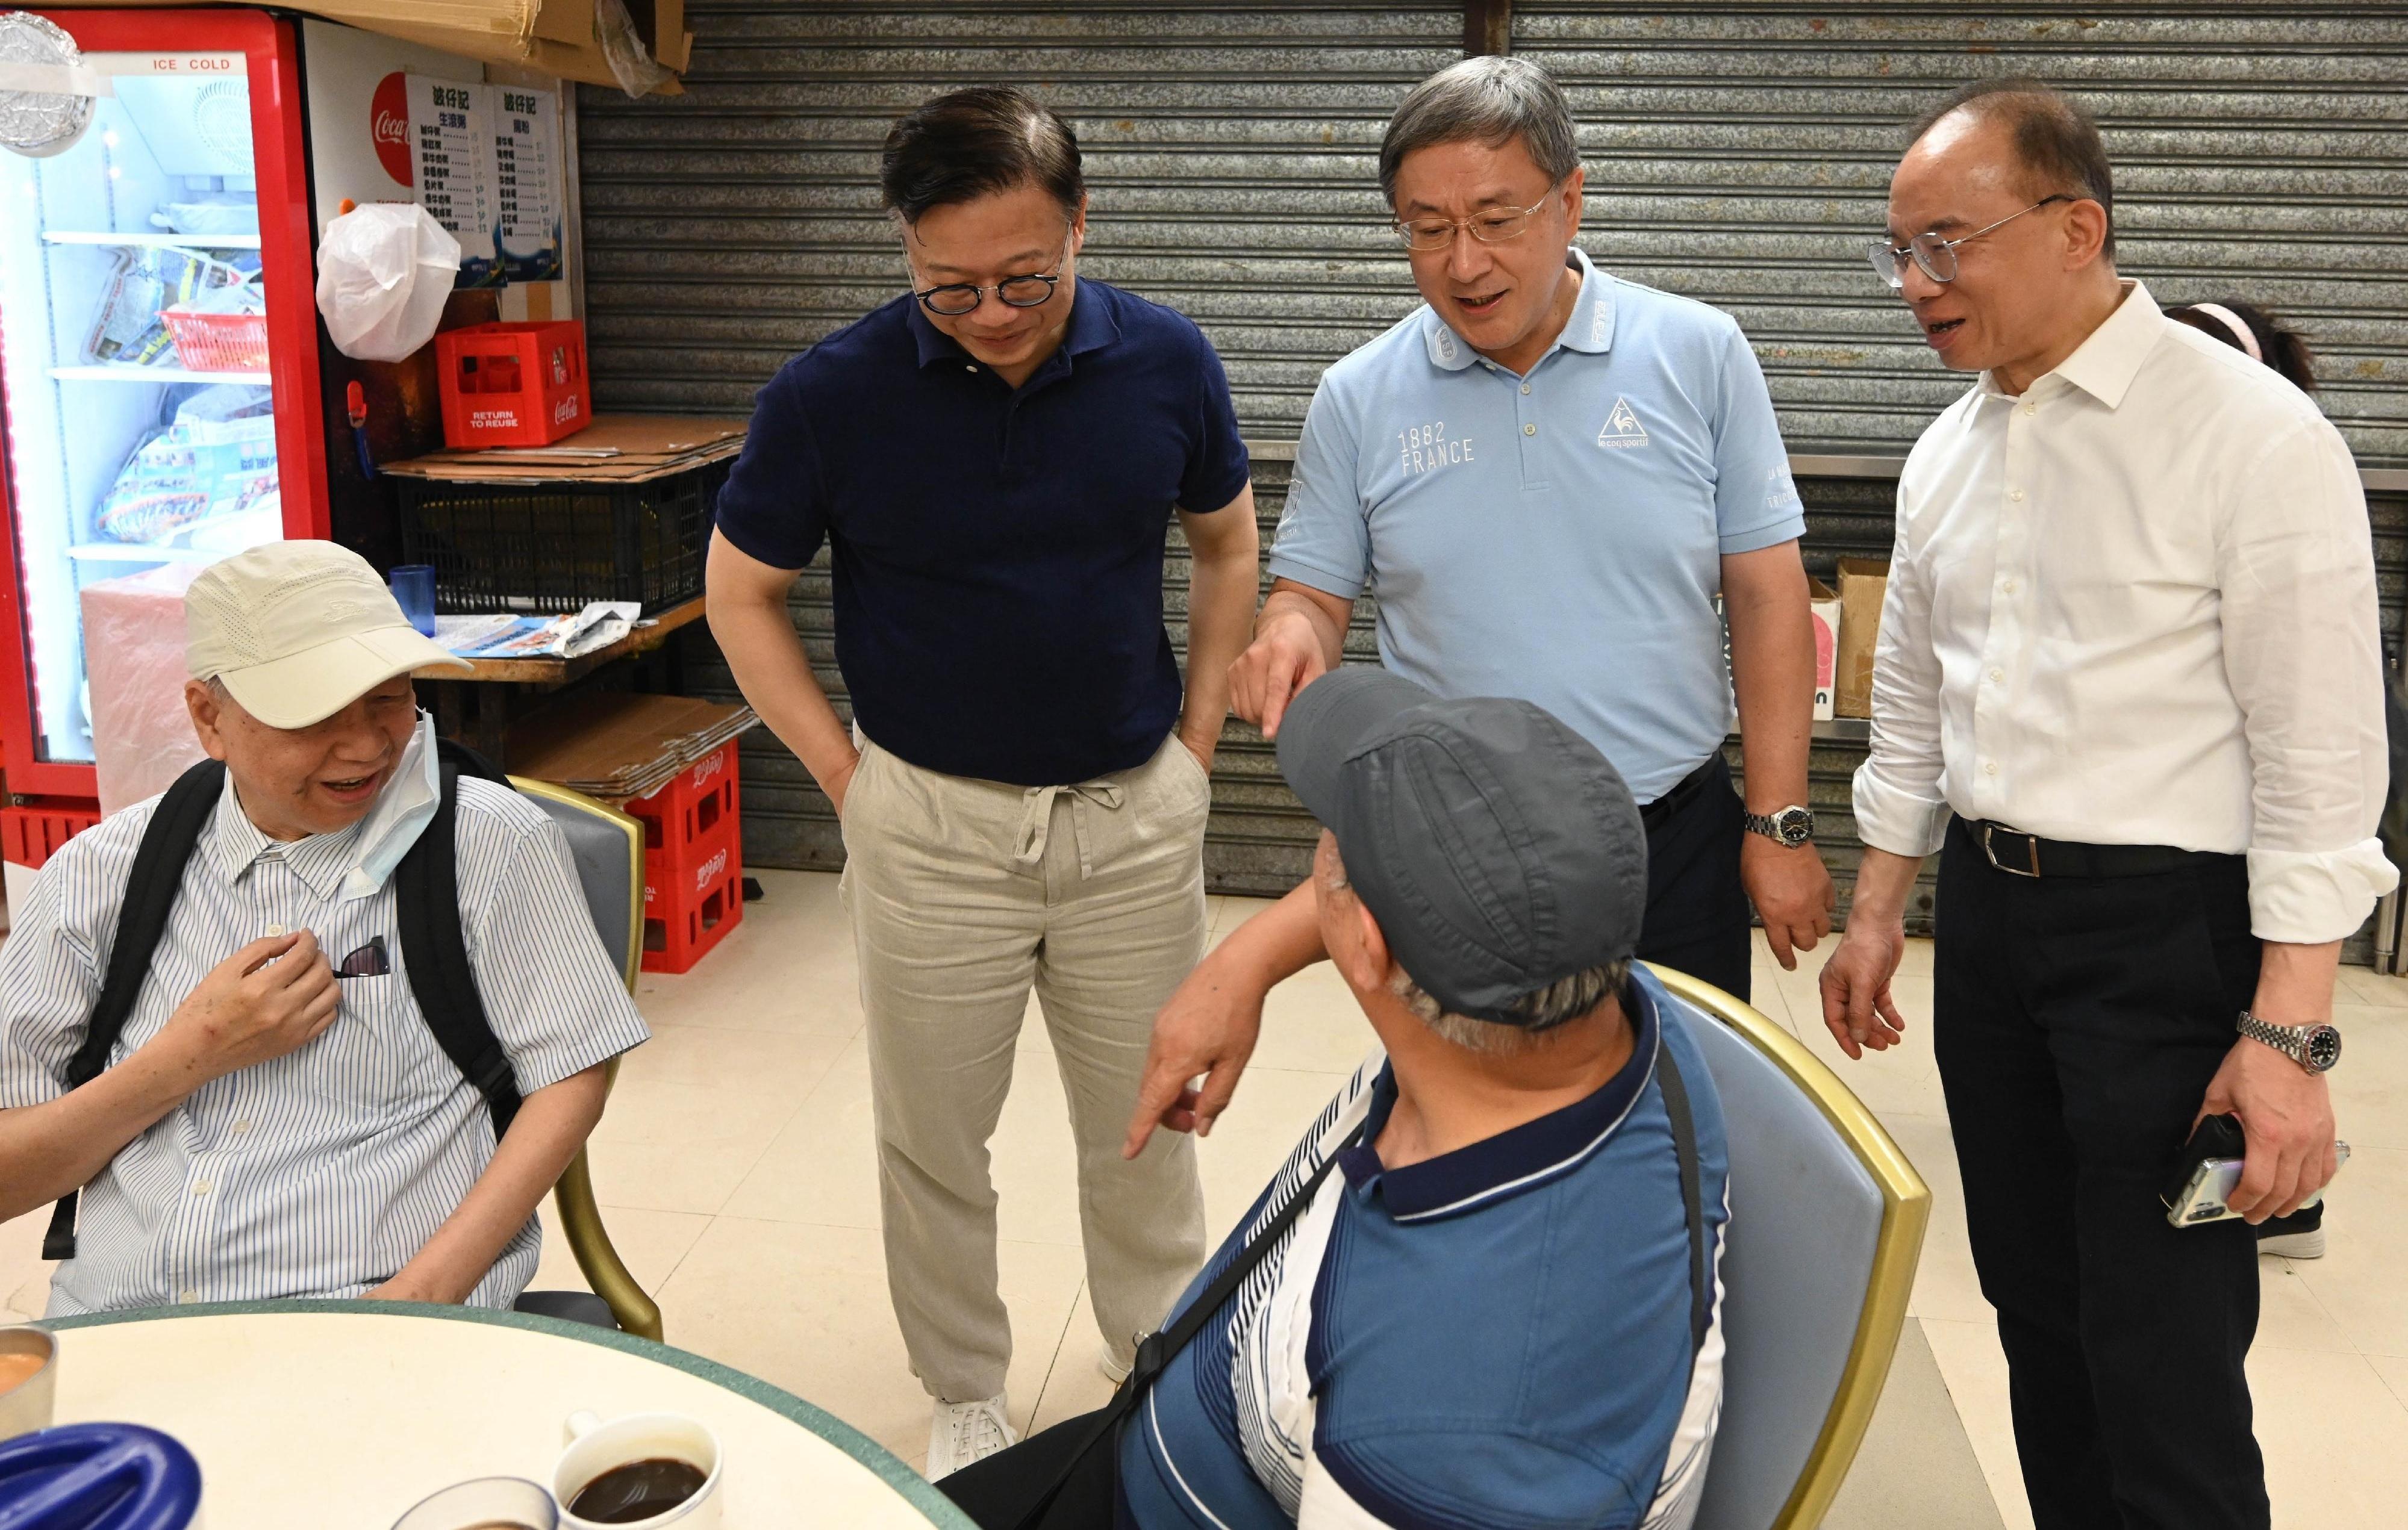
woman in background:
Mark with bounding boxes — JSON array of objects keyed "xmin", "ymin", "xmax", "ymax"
[{"xmin": 2166, "ymin": 299, "xmax": 2318, "ymax": 394}]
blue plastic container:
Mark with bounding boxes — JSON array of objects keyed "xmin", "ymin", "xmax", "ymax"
[{"xmin": 0, "ymin": 1423, "xmax": 201, "ymax": 1530}]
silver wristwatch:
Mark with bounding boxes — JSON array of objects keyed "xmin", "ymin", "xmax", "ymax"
[
  {"xmin": 1742, "ymin": 804, "xmax": 1815, "ymax": 849},
  {"xmin": 2236, "ymin": 1011, "xmax": 2342, "ymax": 1074}
]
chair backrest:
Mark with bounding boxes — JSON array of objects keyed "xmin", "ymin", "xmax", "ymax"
[
  {"xmin": 1645, "ymin": 965, "xmax": 1930, "ymax": 1530},
  {"xmin": 504, "ymin": 776, "xmax": 661, "ymax": 1342},
  {"xmin": 509, "ymin": 777, "xmax": 644, "ymax": 991}
]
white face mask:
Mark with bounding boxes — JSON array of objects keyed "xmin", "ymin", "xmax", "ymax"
[{"xmin": 337, "ymin": 711, "xmax": 442, "ymax": 903}]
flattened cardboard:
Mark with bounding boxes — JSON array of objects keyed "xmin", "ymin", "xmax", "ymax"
[
  {"xmin": 509, "ymin": 692, "xmax": 755, "ymax": 798},
  {"xmin": 530, "ymin": 0, "xmax": 594, "ymax": 45},
  {"xmin": 379, "ymin": 414, "xmax": 746, "ymax": 482}
]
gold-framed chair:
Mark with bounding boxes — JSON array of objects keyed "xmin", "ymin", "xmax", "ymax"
[
  {"xmin": 1644, "ymin": 965, "xmax": 1930, "ymax": 1530},
  {"xmin": 508, "ymin": 776, "xmax": 663, "ymax": 1343}
]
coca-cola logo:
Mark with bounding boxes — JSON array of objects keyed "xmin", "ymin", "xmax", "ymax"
[{"xmin": 370, "ymin": 72, "xmax": 411, "ymax": 187}]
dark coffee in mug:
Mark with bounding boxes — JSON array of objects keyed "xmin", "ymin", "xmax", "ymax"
[{"xmin": 567, "ymin": 1458, "xmax": 708, "ymax": 1523}]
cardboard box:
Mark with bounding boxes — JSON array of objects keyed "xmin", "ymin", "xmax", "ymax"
[
  {"xmin": 42, "ymin": 2, "xmax": 687, "ymax": 95},
  {"xmin": 1808, "ymin": 577, "xmax": 1841, "ymax": 723},
  {"xmin": 1835, "ymin": 557, "xmax": 1891, "ymax": 720}
]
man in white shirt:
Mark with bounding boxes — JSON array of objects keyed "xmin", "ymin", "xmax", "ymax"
[{"xmin": 1819, "ymin": 78, "xmax": 2391, "ymax": 1530}]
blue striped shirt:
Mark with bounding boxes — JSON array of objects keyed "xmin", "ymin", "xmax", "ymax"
[{"xmin": 0, "ymin": 771, "xmax": 650, "ymax": 1315}]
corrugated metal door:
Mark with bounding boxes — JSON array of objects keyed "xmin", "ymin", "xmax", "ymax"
[
  {"xmin": 579, "ymin": 3, "xmax": 2406, "ymax": 951},
  {"xmin": 1514, "ymin": 2, "xmax": 2408, "ymax": 465},
  {"xmin": 576, "ymin": 2, "xmax": 1452, "ymax": 880}
]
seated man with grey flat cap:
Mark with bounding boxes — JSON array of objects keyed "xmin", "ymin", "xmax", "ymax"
[
  {"xmin": 947, "ymin": 668, "xmax": 1730, "ymax": 1529},
  {"xmin": 0, "ymin": 540, "xmax": 649, "ymax": 1315}
]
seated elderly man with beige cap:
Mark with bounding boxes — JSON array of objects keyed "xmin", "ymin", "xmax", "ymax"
[{"xmin": 0, "ymin": 540, "xmax": 649, "ymax": 1315}]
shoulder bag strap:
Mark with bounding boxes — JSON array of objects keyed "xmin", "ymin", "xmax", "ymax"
[
  {"xmin": 1007, "ymin": 1119, "xmax": 1364, "ymax": 1530},
  {"xmin": 42, "ymin": 760, "xmax": 226, "ymax": 1261},
  {"xmin": 1654, "ymin": 1043, "xmax": 1711, "ymax": 1357},
  {"xmin": 396, "ymin": 763, "xmax": 523, "ymax": 1140}
]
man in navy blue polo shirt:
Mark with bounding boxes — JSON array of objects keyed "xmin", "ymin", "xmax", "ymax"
[
  {"xmin": 1125, "ymin": 56, "xmax": 1829, "ymax": 1158},
  {"xmin": 705, "ymin": 86, "xmax": 1260, "ymax": 1479}
]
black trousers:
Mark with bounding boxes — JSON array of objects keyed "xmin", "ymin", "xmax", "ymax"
[
  {"xmin": 1934, "ymin": 818, "xmax": 2266, "ymax": 1530},
  {"xmin": 1637, "ymin": 754, "xmax": 1752, "ymax": 1003}
]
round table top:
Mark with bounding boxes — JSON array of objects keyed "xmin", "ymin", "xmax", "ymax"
[{"xmin": 39, "ymin": 1301, "xmax": 975, "ymax": 1530}]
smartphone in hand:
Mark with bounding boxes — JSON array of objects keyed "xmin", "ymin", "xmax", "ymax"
[{"xmin": 2162, "ymin": 1112, "xmax": 2350, "ymax": 1227}]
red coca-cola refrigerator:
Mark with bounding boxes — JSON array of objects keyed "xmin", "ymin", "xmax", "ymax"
[{"xmin": 0, "ymin": 9, "xmax": 575, "ymax": 903}]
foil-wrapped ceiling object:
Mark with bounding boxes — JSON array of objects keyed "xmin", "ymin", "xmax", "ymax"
[{"xmin": 0, "ymin": 11, "xmax": 102, "ymax": 158}]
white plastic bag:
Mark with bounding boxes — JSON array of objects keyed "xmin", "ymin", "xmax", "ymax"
[
  {"xmin": 594, "ymin": 0, "xmax": 673, "ymax": 98},
  {"xmin": 314, "ymin": 203, "xmax": 461, "ymax": 362}
]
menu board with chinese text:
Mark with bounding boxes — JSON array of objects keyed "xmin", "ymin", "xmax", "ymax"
[
  {"xmin": 406, "ymin": 73, "xmax": 501, "ymax": 288},
  {"xmin": 494, "ymin": 84, "xmax": 566, "ymax": 284}
]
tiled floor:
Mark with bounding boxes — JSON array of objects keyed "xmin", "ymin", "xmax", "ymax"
[{"xmin": 5, "ymin": 868, "xmax": 2405, "ymax": 1526}]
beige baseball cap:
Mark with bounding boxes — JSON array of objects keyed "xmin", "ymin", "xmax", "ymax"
[{"xmin": 186, "ymin": 541, "xmax": 468, "ymax": 729}]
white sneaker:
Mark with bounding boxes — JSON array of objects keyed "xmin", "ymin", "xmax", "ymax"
[
  {"xmin": 1099, "ymin": 1342, "xmax": 1133, "ymax": 1385},
  {"xmin": 926, "ymin": 1393, "xmax": 1017, "ymax": 1481},
  {"xmin": 2258, "ymin": 1226, "xmax": 2326, "ymax": 1259}
]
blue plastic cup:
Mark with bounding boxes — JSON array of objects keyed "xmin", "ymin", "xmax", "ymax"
[{"xmin": 390, "ymin": 564, "xmax": 438, "ymax": 638}]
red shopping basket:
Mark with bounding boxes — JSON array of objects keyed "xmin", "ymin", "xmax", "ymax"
[{"xmin": 161, "ymin": 307, "xmax": 271, "ymax": 373}]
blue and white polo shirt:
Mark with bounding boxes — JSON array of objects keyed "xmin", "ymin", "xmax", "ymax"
[
  {"xmin": 1267, "ymin": 247, "xmax": 1804, "ymax": 803},
  {"xmin": 1118, "ymin": 966, "xmax": 1729, "ymax": 1529}
]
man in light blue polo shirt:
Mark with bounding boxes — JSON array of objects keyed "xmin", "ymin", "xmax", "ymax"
[{"xmin": 1124, "ymin": 56, "xmax": 1829, "ymax": 1157}]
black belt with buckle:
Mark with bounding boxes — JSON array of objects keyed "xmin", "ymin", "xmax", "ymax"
[
  {"xmin": 1959, "ymin": 819, "xmax": 2230, "ymax": 880},
  {"xmin": 1641, "ymin": 755, "xmax": 1725, "ymax": 832}
]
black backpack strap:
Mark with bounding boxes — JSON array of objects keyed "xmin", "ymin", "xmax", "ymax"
[
  {"xmin": 1656, "ymin": 1043, "xmax": 1712, "ymax": 1357},
  {"xmin": 396, "ymin": 761, "xmax": 522, "ymax": 1142},
  {"xmin": 434, "ymin": 735, "xmax": 508, "ymax": 786},
  {"xmin": 43, "ymin": 760, "xmax": 227, "ymax": 1261}
]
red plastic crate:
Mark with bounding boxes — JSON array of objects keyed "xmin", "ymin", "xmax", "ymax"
[
  {"xmin": 621, "ymin": 742, "xmax": 744, "ymax": 974},
  {"xmin": 2, "ymin": 798, "xmax": 102, "ymax": 871},
  {"xmin": 434, "ymin": 320, "xmax": 591, "ymax": 449}
]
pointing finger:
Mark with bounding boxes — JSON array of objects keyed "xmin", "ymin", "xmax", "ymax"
[
  {"xmin": 1123, "ymin": 1057, "xmax": 1191, "ymax": 1160},
  {"xmin": 1258, "ymin": 665, "xmax": 1299, "ymax": 740}
]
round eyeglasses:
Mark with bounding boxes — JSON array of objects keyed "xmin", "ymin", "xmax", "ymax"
[
  {"xmin": 1865, "ymin": 195, "xmax": 2073, "ymax": 289},
  {"xmin": 1393, "ymin": 184, "xmax": 1566, "ymax": 253},
  {"xmin": 909, "ymin": 234, "xmax": 1071, "ymax": 317}
]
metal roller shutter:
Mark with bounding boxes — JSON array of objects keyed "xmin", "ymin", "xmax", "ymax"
[
  {"xmin": 581, "ymin": 4, "xmax": 2406, "ymax": 956},
  {"xmin": 575, "ymin": 2, "xmax": 1456, "ymax": 433},
  {"xmin": 1514, "ymin": 2, "xmax": 2408, "ymax": 467},
  {"xmin": 581, "ymin": 2, "xmax": 1453, "ymax": 876}
]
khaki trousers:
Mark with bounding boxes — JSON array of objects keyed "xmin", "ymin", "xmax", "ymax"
[{"xmin": 838, "ymin": 731, "xmax": 1211, "ymax": 1403}]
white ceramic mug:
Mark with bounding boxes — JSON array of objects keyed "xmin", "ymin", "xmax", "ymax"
[
  {"xmin": 552, "ymin": 1411, "xmax": 722, "ymax": 1530},
  {"xmin": 0, "ymin": 1326, "xmax": 56, "ymax": 1444},
  {"xmin": 390, "ymin": 1475, "xmax": 559, "ymax": 1530}
]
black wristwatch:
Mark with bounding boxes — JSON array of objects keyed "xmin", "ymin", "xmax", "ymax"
[
  {"xmin": 1742, "ymin": 804, "xmax": 1815, "ymax": 850},
  {"xmin": 2236, "ymin": 1011, "xmax": 2342, "ymax": 1075}
]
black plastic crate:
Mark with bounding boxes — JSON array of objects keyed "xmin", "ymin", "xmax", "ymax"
[{"xmin": 396, "ymin": 458, "xmax": 726, "ymax": 615}]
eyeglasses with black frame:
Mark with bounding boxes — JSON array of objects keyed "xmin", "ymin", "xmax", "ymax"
[
  {"xmin": 908, "ymin": 231, "xmax": 1073, "ymax": 317},
  {"xmin": 1865, "ymin": 194, "xmax": 2074, "ymax": 289},
  {"xmin": 1393, "ymin": 182, "xmax": 1568, "ymax": 253}
]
